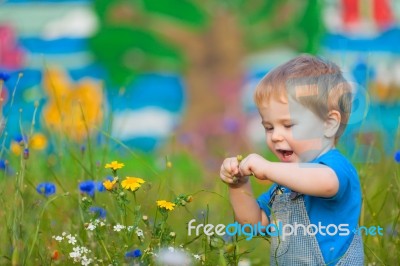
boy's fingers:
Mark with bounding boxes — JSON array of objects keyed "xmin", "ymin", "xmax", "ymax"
[
  {"xmin": 220, "ymin": 157, "xmax": 242, "ymax": 184},
  {"xmin": 221, "ymin": 158, "xmax": 237, "ymax": 173},
  {"xmin": 239, "ymin": 154, "xmax": 256, "ymax": 174},
  {"xmin": 238, "ymin": 158, "xmax": 247, "ymax": 176},
  {"xmin": 220, "ymin": 164, "xmax": 233, "ymax": 183},
  {"xmin": 220, "ymin": 172, "xmax": 233, "ymax": 184},
  {"xmin": 221, "ymin": 161, "xmax": 232, "ymax": 174},
  {"xmin": 220, "ymin": 166, "xmax": 228, "ymax": 180},
  {"xmin": 229, "ymin": 157, "xmax": 239, "ymax": 175}
]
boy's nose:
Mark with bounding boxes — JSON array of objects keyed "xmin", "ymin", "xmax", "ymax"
[{"xmin": 271, "ymin": 129, "xmax": 284, "ymax": 142}]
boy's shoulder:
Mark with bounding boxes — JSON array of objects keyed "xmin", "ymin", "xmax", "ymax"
[
  {"xmin": 313, "ymin": 149, "xmax": 349, "ymax": 164},
  {"xmin": 312, "ymin": 149, "xmax": 358, "ymax": 179}
]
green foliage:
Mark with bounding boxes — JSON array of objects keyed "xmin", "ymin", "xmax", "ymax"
[
  {"xmin": 89, "ymin": 0, "xmax": 206, "ymax": 85},
  {"xmin": 0, "ymin": 125, "xmax": 266, "ymax": 264},
  {"xmin": 239, "ymin": 0, "xmax": 279, "ymax": 25},
  {"xmin": 142, "ymin": 0, "xmax": 208, "ymax": 27},
  {"xmin": 89, "ymin": 0, "xmax": 325, "ymax": 85},
  {"xmin": 1, "ymin": 124, "xmax": 399, "ymax": 264},
  {"xmin": 296, "ymin": 0, "xmax": 325, "ymax": 54},
  {"xmin": 243, "ymin": 0, "xmax": 324, "ymax": 53},
  {"xmin": 89, "ymin": 26, "xmax": 184, "ymax": 85}
]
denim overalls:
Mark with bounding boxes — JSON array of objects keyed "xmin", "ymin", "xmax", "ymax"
[{"xmin": 270, "ymin": 193, "xmax": 364, "ymax": 265}]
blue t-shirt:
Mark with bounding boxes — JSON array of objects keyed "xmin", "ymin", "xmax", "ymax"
[{"xmin": 257, "ymin": 149, "xmax": 362, "ymax": 265}]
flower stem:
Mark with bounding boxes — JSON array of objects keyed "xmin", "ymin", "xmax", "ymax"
[
  {"xmin": 100, "ymin": 238, "xmax": 112, "ymax": 262},
  {"xmin": 26, "ymin": 193, "xmax": 67, "ymax": 264}
]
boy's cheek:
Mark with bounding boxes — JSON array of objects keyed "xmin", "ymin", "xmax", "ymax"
[
  {"xmin": 294, "ymin": 140, "xmax": 325, "ymax": 162},
  {"xmin": 291, "ymin": 125, "xmax": 324, "ymax": 140}
]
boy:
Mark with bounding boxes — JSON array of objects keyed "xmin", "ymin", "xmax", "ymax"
[{"xmin": 220, "ymin": 55, "xmax": 363, "ymax": 265}]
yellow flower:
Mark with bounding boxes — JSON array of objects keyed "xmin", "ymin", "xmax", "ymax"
[
  {"xmin": 103, "ymin": 178, "xmax": 117, "ymax": 190},
  {"xmin": 10, "ymin": 141, "xmax": 22, "ymax": 156},
  {"xmin": 42, "ymin": 67, "xmax": 104, "ymax": 142},
  {"xmin": 156, "ymin": 200, "xmax": 175, "ymax": 211},
  {"xmin": 121, "ymin": 177, "xmax": 145, "ymax": 191},
  {"xmin": 105, "ymin": 161, "xmax": 124, "ymax": 170},
  {"xmin": 30, "ymin": 133, "xmax": 48, "ymax": 150}
]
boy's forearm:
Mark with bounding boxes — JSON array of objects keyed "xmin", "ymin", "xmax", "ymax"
[
  {"xmin": 228, "ymin": 182, "xmax": 264, "ymax": 225},
  {"xmin": 259, "ymin": 162, "xmax": 339, "ymax": 197}
]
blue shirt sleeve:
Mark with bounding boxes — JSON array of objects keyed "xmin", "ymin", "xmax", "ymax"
[{"xmin": 313, "ymin": 150, "xmax": 351, "ymax": 201}]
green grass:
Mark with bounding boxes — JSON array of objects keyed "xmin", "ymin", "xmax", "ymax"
[
  {"xmin": 1, "ymin": 132, "xmax": 399, "ymax": 265},
  {"xmin": 0, "ymin": 134, "xmax": 274, "ymax": 265}
]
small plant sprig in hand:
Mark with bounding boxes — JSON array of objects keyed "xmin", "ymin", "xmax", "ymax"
[
  {"xmin": 232, "ymin": 155, "xmax": 243, "ymax": 184},
  {"xmin": 232, "ymin": 154, "xmax": 255, "ymax": 184}
]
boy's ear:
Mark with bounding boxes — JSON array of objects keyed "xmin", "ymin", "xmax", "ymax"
[{"xmin": 324, "ymin": 110, "xmax": 341, "ymax": 138}]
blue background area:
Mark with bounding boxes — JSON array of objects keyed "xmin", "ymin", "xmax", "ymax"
[
  {"xmin": 324, "ymin": 28, "xmax": 400, "ymax": 54},
  {"xmin": 110, "ymin": 74, "xmax": 185, "ymax": 113},
  {"xmin": 19, "ymin": 37, "xmax": 88, "ymax": 54}
]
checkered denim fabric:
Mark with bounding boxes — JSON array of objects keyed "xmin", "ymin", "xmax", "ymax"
[{"xmin": 269, "ymin": 193, "xmax": 364, "ymax": 265}]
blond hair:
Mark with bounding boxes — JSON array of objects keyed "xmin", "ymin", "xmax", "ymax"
[{"xmin": 254, "ymin": 54, "xmax": 352, "ymax": 141}]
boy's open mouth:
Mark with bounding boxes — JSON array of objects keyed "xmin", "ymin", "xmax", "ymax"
[{"xmin": 277, "ymin": 149, "xmax": 293, "ymax": 160}]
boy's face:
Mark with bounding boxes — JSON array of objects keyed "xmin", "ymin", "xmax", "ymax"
[{"xmin": 259, "ymin": 97, "xmax": 332, "ymax": 163}]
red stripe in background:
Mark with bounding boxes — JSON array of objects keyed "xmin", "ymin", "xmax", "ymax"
[{"xmin": 373, "ymin": 0, "xmax": 394, "ymax": 29}]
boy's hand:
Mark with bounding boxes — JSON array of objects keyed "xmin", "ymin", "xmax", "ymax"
[
  {"xmin": 220, "ymin": 156, "xmax": 249, "ymax": 186},
  {"xmin": 238, "ymin": 153, "xmax": 268, "ymax": 180}
]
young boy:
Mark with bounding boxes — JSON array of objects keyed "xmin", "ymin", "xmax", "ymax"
[{"xmin": 220, "ymin": 55, "xmax": 363, "ymax": 265}]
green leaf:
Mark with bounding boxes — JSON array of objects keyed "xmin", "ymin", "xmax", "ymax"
[
  {"xmin": 244, "ymin": 0, "xmax": 324, "ymax": 54},
  {"xmin": 91, "ymin": 27, "xmax": 182, "ymax": 59},
  {"xmin": 241, "ymin": 0, "xmax": 280, "ymax": 25},
  {"xmin": 89, "ymin": 26, "xmax": 184, "ymax": 85},
  {"xmin": 142, "ymin": 0, "xmax": 207, "ymax": 27},
  {"xmin": 92, "ymin": 0, "xmax": 115, "ymax": 20},
  {"xmin": 296, "ymin": 0, "xmax": 325, "ymax": 53}
]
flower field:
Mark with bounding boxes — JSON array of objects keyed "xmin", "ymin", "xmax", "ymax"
[
  {"xmin": 0, "ymin": 74, "xmax": 399, "ymax": 265},
  {"xmin": 1, "ymin": 130, "xmax": 270, "ymax": 265}
]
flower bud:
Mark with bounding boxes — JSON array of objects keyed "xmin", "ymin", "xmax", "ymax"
[
  {"xmin": 185, "ymin": 195, "xmax": 193, "ymax": 202},
  {"xmin": 23, "ymin": 148, "xmax": 29, "ymax": 160}
]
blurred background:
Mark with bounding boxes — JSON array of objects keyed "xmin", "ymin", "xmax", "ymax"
[{"xmin": 0, "ymin": 0, "xmax": 399, "ymax": 171}]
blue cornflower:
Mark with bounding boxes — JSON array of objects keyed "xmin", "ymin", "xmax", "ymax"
[
  {"xmin": 222, "ymin": 233, "xmax": 233, "ymax": 243},
  {"xmin": 23, "ymin": 148, "xmax": 29, "ymax": 159},
  {"xmin": 0, "ymin": 159, "xmax": 6, "ymax": 170},
  {"xmin": 36, "ymin": 182, "xmax": 56, "ymax": 197},
  {"xmin": 0, "ymin": 72, "xmax": 10, "ymax": 81},
  {"xmin": 14, "ymin": 134, "xmax": 26, "ymax": 143},
  {"xmin": 79, "ymin": 180, "xmax": 96, "ymax": 197},
  {"xmin": 394, "ymin": 150, "xmax": 400, "ymax": 163},
  {"xmin": 89, "ymin": 206, "xmax": 106, "ymax": 219},
  {"xmin": 125, "ymin": 249, "xmax": 142, "ymax": 258},
  {"xmin": 96, "ymin": 181, "xmax": 105, "ymax": 192}
]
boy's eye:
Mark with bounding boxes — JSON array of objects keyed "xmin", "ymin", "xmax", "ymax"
[
  {"xmin": 284, "ymin": 124, "xmax": 294, "ymax": 129},
  {"xmin": 265, "ymin": 127, "xmax": 273, "ymax": 132}
]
